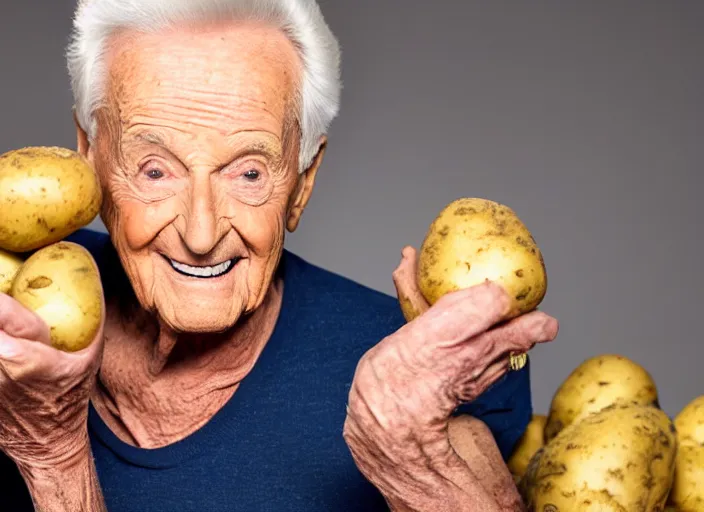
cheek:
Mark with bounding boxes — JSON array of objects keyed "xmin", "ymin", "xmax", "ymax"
[
  {"xmin": 222, "ymin": 177, "xmax": 294, "ymax": 254},
  {"xmin": 114, "ymin": 196, "xmax": 181, "ymax": 250},
  {"xmin": 230, "ymin": 205, "xmax": 287, "ymax": 254}
]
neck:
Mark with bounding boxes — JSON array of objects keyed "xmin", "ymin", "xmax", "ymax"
[{"xmin": 92, "ymin": 274, "xmax": 284, "ymax": 449}]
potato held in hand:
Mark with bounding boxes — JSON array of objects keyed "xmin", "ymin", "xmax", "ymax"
[
  {"xmin": 520, "ymin": 403, "xmax": 678, "ymax": 512},
  {"xmin": 415, "ymin": 198, "xmax": 547, "ymax": 321},
  {"xmin": 0, "ymin": 248, "xmax": 23, "ymax": 294},
  {"xmin": 10, "ymin": 242, "xmax": 102, "ymax": 352},
  {"xmin": 545, "ymin": 354, "xmax": 659, "ymax": 441},
  {"xmin": 0, "ymin": 146, "xmax": 101, "ymax": 253}
]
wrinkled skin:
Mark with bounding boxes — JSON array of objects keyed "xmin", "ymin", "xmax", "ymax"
[
  {"xmin": 343, "ymin": 247, "xmax": 558, "ymax": 511},
  {"xmin": 0, "ymin": 292, "xmax": 107, "ymax": 509},
  {"xmin": 0, "ymin": 18, "xmax": 559, "ymax": 512},
  {"xmin": 82, "ymin": 21, "xmax": 322, "ymax": 448},
  {"xmin": 0, "ymin": 20, "xmax": 319, "ymax": 510}
]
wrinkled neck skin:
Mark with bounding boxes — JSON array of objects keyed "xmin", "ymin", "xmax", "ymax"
[
  {"xmin": 86, "ymin": 20, "xmax": 319, "ymax": 449},
  {"xmin": 93, "ymin": 271, "xmax": 284, "ymax": 448}
]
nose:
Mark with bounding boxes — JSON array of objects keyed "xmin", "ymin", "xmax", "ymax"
[{"xmin": 182, "ymin": 174, "xmax": 222, "ymax": 256}]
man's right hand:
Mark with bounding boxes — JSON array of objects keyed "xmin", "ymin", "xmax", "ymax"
[{"xmin": 0, "ymin": 291, "xmax": 105, "ymax": 474}]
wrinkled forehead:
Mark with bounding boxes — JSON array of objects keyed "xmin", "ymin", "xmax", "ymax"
[{"xmin": 102, "ymin": 20, "xmax": 302, "ymax": 138}]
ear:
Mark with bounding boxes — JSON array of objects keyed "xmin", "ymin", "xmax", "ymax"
[
  {"xmin": 287, "ymin": 136, "xmax": 327, "ymax": 232},
  {"xmin": 74, "ymin": 108, "xmax": 93, "ymax": 162}
]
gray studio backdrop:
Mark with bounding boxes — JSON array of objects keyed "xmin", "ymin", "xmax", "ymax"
[{"xmin": 1, "ymin": 2, "xmax": 701, "ymax": 418}]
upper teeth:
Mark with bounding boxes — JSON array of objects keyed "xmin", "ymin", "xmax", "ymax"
[{"xmin": 170, "ymin": 259, "xmax": 233, "ymax": 277}]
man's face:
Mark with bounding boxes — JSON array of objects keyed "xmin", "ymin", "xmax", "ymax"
[{"xmin": 80, "ymin": 21, "xmax": 319, "ymax": 333}]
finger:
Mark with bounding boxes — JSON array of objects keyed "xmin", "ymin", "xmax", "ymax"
[
  {"xmin": 0, "ymin": 290, "xmax": 105, "ymax": 375},
  {"xmin": 0, "ymin": 293, "xmax": 50, "ymax": 344},
  {"xmin": 410, "ymin": 280, "xmax": 512, "ymax": 349},
  {"xmin": 392, "ymin": 246, "xmax": 430, "ymax": 322},
  {"xmin": 479, "ymin": 311, "xmax": 559, "ymax": 362},
  {"xmin": 457, "ymin": 355, "xmax": 511, "ymax": 403},
  {"xmin": 0, "ymin": 329, "xmax": 55, "ymax": 382},
  {"xmin": 449, "ymin": 312, "xmax": 557, "ymax": 388},
  {"xmin": 0, "ymin": 327, "xmax": 100, "ymax": 385}
]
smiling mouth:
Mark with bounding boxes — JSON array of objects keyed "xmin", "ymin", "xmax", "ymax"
[{"xmin": 164, "ymin": 256, "xmax": 241, "ymax": 279}]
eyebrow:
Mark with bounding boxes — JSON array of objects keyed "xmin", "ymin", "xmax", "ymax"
[
  {"xmin": 128, "ymin": 131, "xmax": 284, "ymax": 167},
  {"xmin": 135, "ymin": 132, "xmax": 165, "ymax": 145},
  {"xmin": 245, "ymin": 140, "xmax": 282, "ymax": 162}
]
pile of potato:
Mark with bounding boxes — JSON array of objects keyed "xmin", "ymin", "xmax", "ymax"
[
  {"xmin": 509, "ymin": 355, "xmax": 703, "ymax": 511},
  {"xmin": 413, "ymin": 197, "xmax": 702, "ymax": 511},
  {"xmin": 0, "ymin": 146, "xmax": 103, "ymax": 352}
]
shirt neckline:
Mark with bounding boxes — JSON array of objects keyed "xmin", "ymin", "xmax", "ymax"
[{"xmin": 88, "ymin": 250, "xmax": 295, "ymax": 469}]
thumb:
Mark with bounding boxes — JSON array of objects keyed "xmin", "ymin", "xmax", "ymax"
[
  {"xmin": 0, "ymin": 293, "xmax": 51, "ymax": 344},
  {"xmin": 392, "ymin": 246, "xmax": 430, "ymax": 323}
]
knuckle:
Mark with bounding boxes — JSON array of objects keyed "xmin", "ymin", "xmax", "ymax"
[
  {"xmin": 350, "ymin": 360, "xmax": 381, "ymax": 403},
  {"xmin": 391, "ymin": 270, "xmax": 403, "ymax": 285},
  {"xmin": 433, "ymin": 292, "xmax": 457, "ymax": 310},
  {"xmin": 1, "ymin": 358, "xmax": 29, "ymax": 383},
  {"xmin": 391, "ymin": 264, "xmax": 406, "ymax": 279},
  {"xmin": 472, "ymin": 332, "xmax": 496, "ymax": 359},
  {"xmin": 502, "ymin": 324, "xmax": 523, "ymax": 345},
  {"xmin": 354, "ymin": 347, "xmax": 376, "ymax": 375},
  {"xmin": 484, "ymin": 282, "xmax": 510, "ymax": 309},
  {"xmin": 342, "ymin": 418, "xmax": 354, "ymax": 440}
]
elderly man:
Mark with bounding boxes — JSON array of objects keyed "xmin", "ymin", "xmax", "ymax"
[{"xmin": 0, "ymin": 0, "xmax": 558, "ymax": 511}]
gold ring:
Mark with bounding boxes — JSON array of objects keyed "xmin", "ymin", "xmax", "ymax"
[{"xmin": 509, "ymin": 352, "xmax": 528, "ymax": 371}]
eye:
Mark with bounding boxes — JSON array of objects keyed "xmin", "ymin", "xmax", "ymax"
[
  {"xmin": 144, "ymin": 167, "xmax": 165, "ymax": 180},
  {"xmin": 243, "ymin": 169, "xmax": 261, "ymax": 181}
]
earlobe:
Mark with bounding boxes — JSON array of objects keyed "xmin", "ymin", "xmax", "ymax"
[
  {"xmin": 73, "ymin": 108, "xmax": 91, "ymax": 160},
  {"xmin": 286, "ymin": 137, "xmax": 327, "ymax": 232}
]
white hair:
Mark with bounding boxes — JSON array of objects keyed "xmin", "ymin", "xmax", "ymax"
[{"xmin": 66, "ymin": 0, "xmax": 341, "ymax": 172}]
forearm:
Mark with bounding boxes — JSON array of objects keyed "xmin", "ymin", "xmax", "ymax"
[
  {"xmin": 382, "ymin": 417, "xmax": 524, "ymax": 512},
  {"xmin": 382, "ymin": 468, "xmax": 504, "ymax": 512},
  {"xmin": 371, "ymin": 437, "xmax": 508, "ymax": 512},
  {"xmin": 18, "ymin": 445, "xmax": 107, "ymax": 512}
]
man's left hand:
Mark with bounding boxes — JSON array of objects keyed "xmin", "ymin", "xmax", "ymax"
[{"xmin": 343, "ymin": 246, "xmax": 559, "ymax": 511}]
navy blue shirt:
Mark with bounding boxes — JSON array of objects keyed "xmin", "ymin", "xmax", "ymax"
[{"xmin": 1, "ymin": 229, "xmax": 533, "ymax": 511}]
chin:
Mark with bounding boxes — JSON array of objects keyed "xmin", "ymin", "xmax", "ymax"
[
  {"xmin": 161, "ymin": 306, "xmax": 242, "ymax": 334},
  {"xmin": 145, "ymin": 254, "xmax": 250, "ymax": 333}
]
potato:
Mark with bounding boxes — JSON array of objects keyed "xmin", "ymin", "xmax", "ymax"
[
  {"xmin": 520, "ymin": 403, "xmax": 678, "ymax": 512},
  {"xmin": 674, "ymin": 395, "xmax": 704, "ymax": 447},
  {"xmin": 668, "ymin": 444, "xmax": 704, "ymax": 512},
  {"xmin": 545, "ymin": 354, "xmax": 659, "ymax": 441},
  {"xmin": 10, "ymin": 242, "xmax": 102, "ymax": 352},
  {"xmin": 0, "ymin": 248, "xmax": 23, "ymax": 294},
  {"xmin": 0, "ymin": 146, "xmax": 101, "ymax": 253},
  {"xmin": 416, "ymin": 198, "xmax": 547, "ymax": 321},
  {"xmin": 507, "ymin": 414, "xmax": 547, "ymax": 480}
]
